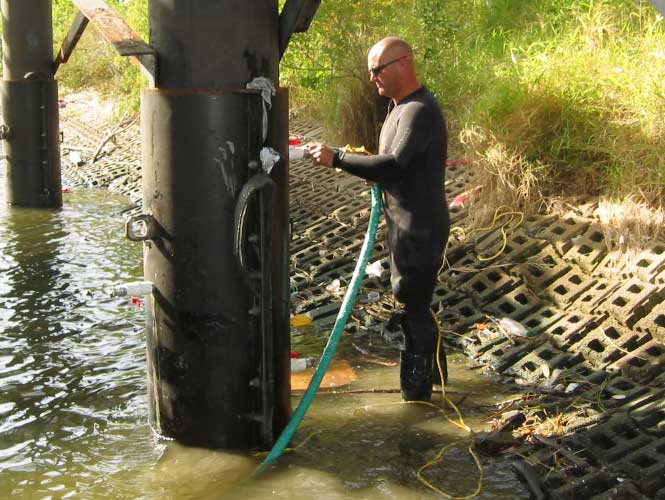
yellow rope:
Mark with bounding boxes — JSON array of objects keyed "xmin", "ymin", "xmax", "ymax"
[
  {"xmin": 349, "ymin": 314, "xmax": 484, "ymax": 499},
  {"xmin": 442, "ymin": 206, "xmax": 524, "ymax": 272},
  {"xmin": 418, "ymin": 313, "xmax": 483, "ymax": 499}
]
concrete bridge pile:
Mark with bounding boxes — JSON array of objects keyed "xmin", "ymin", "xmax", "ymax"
[{"xmin": 60, "ymin": 100, "xmax": 665, "ymax": 500}]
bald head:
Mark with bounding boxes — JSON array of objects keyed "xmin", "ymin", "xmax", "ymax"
[
  {"xmin": 367, "ymin": 37, "xmax": 420, "ymax": 103},
  {"xmin": 369, "ymin": 37, "xmax": 414, "ymax": 62}
]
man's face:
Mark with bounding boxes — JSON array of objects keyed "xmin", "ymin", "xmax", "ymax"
[{"xmin": 367, "ymin": 48, "xmax": 401, "ymax": 98}]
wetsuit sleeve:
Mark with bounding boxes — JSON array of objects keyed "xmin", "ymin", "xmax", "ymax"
[
  {"xmin": 333, "ymin": 152, "xmax": 402, "ymax": 182},
  {"xmin": 332, "ymin": 102, "xmax": 432, "ymax": 182}
]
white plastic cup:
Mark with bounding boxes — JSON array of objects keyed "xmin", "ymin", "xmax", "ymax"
[
  {"xmin": 289, "ymin": 146, "xmax": 308, "ymax": 160},
  {"xmin": 291, "ymin": 357, "xmax": 317, "ymax": 372}
]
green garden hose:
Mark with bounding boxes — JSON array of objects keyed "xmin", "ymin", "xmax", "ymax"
[{"xmin": 254, "ymin": 183, "xmax": 382, "ymax": 476}]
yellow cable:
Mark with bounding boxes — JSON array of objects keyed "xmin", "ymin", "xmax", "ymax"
[
  {"xmin": 424, "ymin": 312, "xmax": 483, "ymax": 499},
  {"xmin": 443, "ymin": 206, "xmax": 524, "ymax": 270},
  {"xmin": 350, "ymin": 314, "xmax": 483, "ymax": 499},
  {"xmin": 466, "ymin": 205, "xmax": 524, "ymax": 262},
  {"xmin": 252, "ymin": 430, "xmax": 323, "ymax": 459}
]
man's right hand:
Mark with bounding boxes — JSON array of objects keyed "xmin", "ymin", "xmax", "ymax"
[{"xmin": 307, "ymin": 143, "xmax": 336, "ymax": 167}]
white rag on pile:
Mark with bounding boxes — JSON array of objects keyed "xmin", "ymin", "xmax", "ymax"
[{"xmin": 246, "ymin": 77, "xmax": 276, "ymax": 143}]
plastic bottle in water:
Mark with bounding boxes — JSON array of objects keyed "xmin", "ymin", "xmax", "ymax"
[{"xmin": 110, "ymin": 281, "xmax": 154, "ymax": 297}]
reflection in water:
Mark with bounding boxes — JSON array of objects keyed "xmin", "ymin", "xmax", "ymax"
[
  {"xmin": 0, "ymin": 164, "xmax": 527, "ymax": 499},
  {"xmin": 3, "ymin": 206, "xmax": 71, "ymax": 343}
]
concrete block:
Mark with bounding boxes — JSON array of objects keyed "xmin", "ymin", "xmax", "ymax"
[
  {"xmin": 520, "ymin": 212, "xmax": 558, "ymax": 238},
  {"xmin": 519, "ymin": 305, "xmax": 565, "ymax": 336},
  {"xmin": 530, "ymin": 215, "xmax": 591, "ymax": 255},
  {"xmin": 612, "ymin": 437, "xmax": 665, "ymax": 498},
  {"xmin": 568, "ymin": 413, "xmax": 653, "ymax": 463},
  {"xmin": 457, "ymin": 267, "xmax": 517, "ymax": 303},
  {"xmin": 476, "ymin": 339, "xmax": 534, "ymax": 373},
  {"xmin": 497, "ymin": 228, "xmax": 547, "ymax": 263},
  {"xmin": 570, "ymin": 322, "xmax": 645, "ymax": 372},
  {"xmin": 603, "ymin": 277, "xmax": 659, "ymax": 324},
  {"xmin": 443, "ymin": 296, "xmax": 485, "ymax": 327},
  {"xmin": 632, "ymin": 290, "xmax": 665, "ymax": 341},
  {"xmin": 516, "ymin": 245, "xmax": 572, "ymax": 290},
  {"xmin": 594, "ymin": 247, "xmax": 626, "ymax": 280},
  {"xmin": 504, "ymin": 340, "xmax": 577, "ymax": 382},
  {"xmin": 545, "ymin": 312, "xmax": 605, "ymax": 350},
  {"xmin": 430, "ymin": 282, "xmax": 465, "ymax": 311},
  {"xmin": 554, "ymin": 316, "xmax": 649, "ymax": 374},
  {"xmin": 563, "ymin": 224, "xmax": 609, "ymax": 273},
  {"xmin": 629, "ymin": 390, "xmax": 665, "ymax": 434},
  {"xmin": 608, "ymin": 339, "xmax": 665, "ymax": 384},
  {"xmin": 578, "ymin": 375, "xmax": 652, "ymax": 412},
  {"xmin": 484, "ymin": 281, "xmax": 544, "ymax": 319},
  {"xmin": 624, "ymin": 243, "xmax": 665, "ymax": 282},
  {"xmin": 574, "ymin": 278, "xmax": 621, "ymax": 313},
  {"xmin": 543, "ymin": 267, "xmax": 598, "ymax": 310},
  {"xmin": 545, "ymin": 471, "xmax": 624, "ymax": 500}
]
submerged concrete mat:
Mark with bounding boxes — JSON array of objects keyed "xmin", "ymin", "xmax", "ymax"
[{"xmin": 59, "ymin": 106, "xmax": 665, "ymax": 499}]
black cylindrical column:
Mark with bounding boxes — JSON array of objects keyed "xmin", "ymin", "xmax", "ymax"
[
  {"xmin": 0, "ymin": 0, "xmax": 62, "ymax": 207},
  {"xmin": 149, "ymin": 1, "xmax": 279, "ymax": 88},
  {"xmin": 143, "ymin": 90, "xmax": 261, "ymax": 447},
  {"xmin": 142, "ymin": 0, "xmax": 290, "ymax": 448}
]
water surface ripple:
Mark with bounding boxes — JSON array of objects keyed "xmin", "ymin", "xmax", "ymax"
[{"xmin": 0, "ymin": 167, "xmax": 153, "ymax": 498}]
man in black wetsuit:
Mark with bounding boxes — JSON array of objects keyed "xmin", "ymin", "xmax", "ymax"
[{"xmin": 308, "ymin": 37, "xmax": 450, "ymax": 401}]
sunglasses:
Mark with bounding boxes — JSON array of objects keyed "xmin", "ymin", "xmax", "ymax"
[{"xmin": 369, "ymin": 56, "xmax": 406, "ymax": 77}]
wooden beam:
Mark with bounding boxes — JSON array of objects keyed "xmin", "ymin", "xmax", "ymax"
[
  {"xmin": 54, "ymin": 11, "xmax": 89, "ymax": 72},
  {"xmin": 69, "ymin": 0, "xmax": 156, "ymax": 86}
]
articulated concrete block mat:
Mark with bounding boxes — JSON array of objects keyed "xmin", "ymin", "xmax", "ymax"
[{"xmin": 59, "ymin": 107, "xmax": 665, "ymax": 500}]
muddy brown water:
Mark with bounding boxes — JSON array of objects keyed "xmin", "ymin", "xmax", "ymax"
[{"xmin": 0, "ymin": 166, "xmax": 528, "ymax": 499}]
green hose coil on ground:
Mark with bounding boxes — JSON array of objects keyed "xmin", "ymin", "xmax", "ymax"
[{"xmin": 254, "ymin": 183, "xmax": 382, "ymax": 476}]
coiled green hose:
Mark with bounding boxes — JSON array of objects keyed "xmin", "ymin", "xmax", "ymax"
[{"xmin": 254, "ymin": 183, "xmax": 382, "ymax": 476}]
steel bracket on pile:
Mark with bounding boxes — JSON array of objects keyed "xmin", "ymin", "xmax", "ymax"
[
  {"xmin": 279, "ymin": 0, "xmax": 321, "ymax": 58},
  {"xmin": 55, "ymin": 0, "xmax": 156, "ymax": 87}
]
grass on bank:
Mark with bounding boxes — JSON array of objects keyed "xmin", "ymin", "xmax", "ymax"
[{"xmin": 48, "ymin": 0, "xmax": 665, "ymax": 242}]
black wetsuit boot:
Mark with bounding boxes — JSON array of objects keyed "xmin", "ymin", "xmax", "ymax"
[
  {"xmin": 399, "ymin": 305, "xmax": 437, "ymax": 401},
  {"xmin": 400, "ymin": 350, "xmax": 434, "ymax": 401}
]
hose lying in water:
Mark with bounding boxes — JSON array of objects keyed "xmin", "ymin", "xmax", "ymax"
[{"xmin": 253, "ymin": 183, "xmax": 382, "ymax": 476}]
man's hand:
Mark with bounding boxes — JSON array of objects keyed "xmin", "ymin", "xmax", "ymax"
[{"xmin": 307, "ymin": 143, "xmax": 336, "ymax": 167}]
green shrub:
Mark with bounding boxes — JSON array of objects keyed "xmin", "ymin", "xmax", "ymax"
[{"xmin": 286, "ymin": 0, "xmax": 664, "ymax": 208}]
